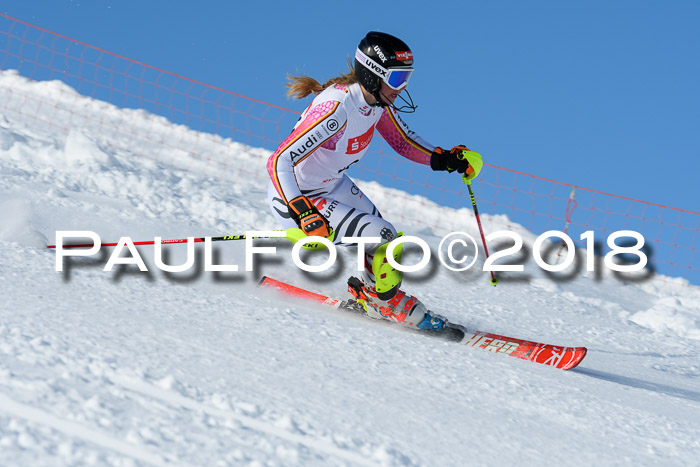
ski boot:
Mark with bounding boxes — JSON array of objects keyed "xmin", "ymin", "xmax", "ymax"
[
  {"xmin": 353, "ymin": 234, "xmax": 445, "ymax": 331},
  {"xmin": 347, "ymin": 276, "xmax": 445, "ymax": 331}
]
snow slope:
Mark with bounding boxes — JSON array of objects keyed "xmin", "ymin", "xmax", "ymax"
[{"xmin": 1, "ymin": 70, "xmax": 699, "ymax": 466}]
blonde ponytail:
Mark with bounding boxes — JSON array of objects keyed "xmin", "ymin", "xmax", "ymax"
[{"xmin": 286, "ymin": 60, "xmax": 358, "ymax": 99}]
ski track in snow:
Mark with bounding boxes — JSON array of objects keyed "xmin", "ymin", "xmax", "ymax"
[{"xmin": 1, "ymin": 70, "xmax": 700, "ymax": 465}]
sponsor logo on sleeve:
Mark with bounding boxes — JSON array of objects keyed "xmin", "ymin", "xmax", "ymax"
[
  {"xmin": 289, "ymin": 133, "xmax": 320, "ymax": 161},
  {"xmin": 394, "ymin": 111, "xmax": 409, "ymax": 129},
  {"xmin": 326, "ymin": 118, "xmax": 339, "ymax": 132}
]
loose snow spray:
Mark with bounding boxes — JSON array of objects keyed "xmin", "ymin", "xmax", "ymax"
[{"xmin": 52, "ymin": 229, "xmax": 649, "ymax": 278}]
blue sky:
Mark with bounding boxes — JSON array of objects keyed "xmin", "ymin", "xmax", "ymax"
[{"xmin": 3, "ymin": 1, "xmax": 699, "ymax": 213}]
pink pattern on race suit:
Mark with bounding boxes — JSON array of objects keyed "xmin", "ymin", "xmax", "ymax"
[
  {"xmin": 293, "ymin": 100, "xmax": 339, "ymax": 139},
  {"xmin": 266, "ymin": 151, "xmax": 277, "ymax": 183},
  {"xmin": 321, "ymin": 127, "xmax": 346, "ymax": 150},
  {"xmin": 375, "ymin": 109, "xmax": 431, "ymax": 165}
]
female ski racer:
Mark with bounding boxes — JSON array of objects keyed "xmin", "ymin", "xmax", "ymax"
[{"xmin": 267, "ymin": 31, "xmax": 482, "ymax": 330}]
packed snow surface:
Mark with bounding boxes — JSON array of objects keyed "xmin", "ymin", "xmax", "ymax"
[{"xmin": 1, "ymin": 70, "xmax": 699, "ymax": 465}]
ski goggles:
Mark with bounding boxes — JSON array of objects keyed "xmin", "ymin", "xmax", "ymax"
[{"xmin": 355, "ymin": 48, "xmax": 414, "ymax": 90}]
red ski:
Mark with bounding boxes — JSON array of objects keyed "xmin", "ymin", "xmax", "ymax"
[{"xmin": 258, "ymin": 276, "xmax": 587, "ymax": 371}]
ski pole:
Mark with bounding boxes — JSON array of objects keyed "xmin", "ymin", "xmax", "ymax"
[
  {"xmin": 463, "ymin": 178, "xmax": 498, "ymax": 286},
  {"xmin": 47, "ymin": 227, "xmax": 333, "ymax": 251},
  {"xmin": 457, "ymin": 149, "xmax": 497, "ymax": 286}
]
